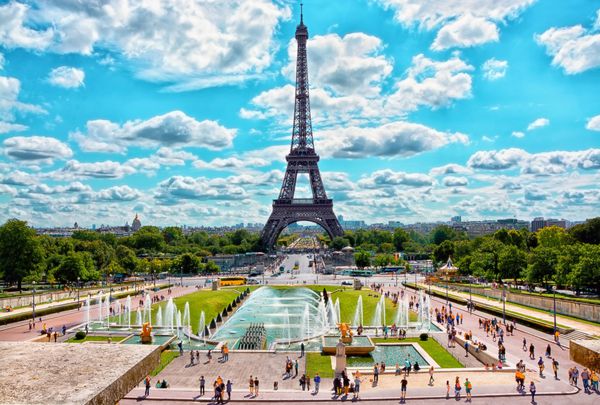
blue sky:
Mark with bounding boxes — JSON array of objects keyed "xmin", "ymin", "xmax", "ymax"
[{"xmin": 0, "ymin": 0, "xmax": 599, "ymax": 227}]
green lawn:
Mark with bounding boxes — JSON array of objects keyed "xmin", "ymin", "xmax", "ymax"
[
  {"xmin": 306, "ymin": 352, "xmax": 334, "ymax": 378},
  {"xmin": 66, "ymin": 335, "xmax": 126, "ymax": 344},
  {"xmin": 372, "ymin": 337, "xmax": 464, "ymax": 368},
  {"xmin": 151, "ymin": 350, "xmax": 179, "ymax": 377}
]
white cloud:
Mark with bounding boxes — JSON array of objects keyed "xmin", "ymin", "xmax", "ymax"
[
  {"xmin": 3, "ymin": 136, "xmax": 73, "ymax": 163},
  {"xmin": 536, "ymin": 19, "xmax": 600, "ymax": 74},
  {"xmin": 443, "ymin": 176, "xmax": 469, "ymax": 187},
  {"xmin": 155, "ymin": 175, "xmax": 248, "ymax": 203},
  {"xmin": 429, "ymin": 163, "xmax": 472, "ymax": 176},
  {"xmin": 193, "ymin": 157, "xmax": 269, "ymax": 171},
  {"xmin": 358, "ymin": 169, "xmax": 433, "ymax": 188},
  {"xmin": 586, "ymin": 115, "xmax": 600, "ymax": 131},
  {"xmin": 0, "ymin": 53, "xmax": 4, "ymax": 70},
  {"xmin": 0, "ymin": 75, "xmax": 47, "ymax": 120},
  {"xmin": 48, "ymin": 66, "xmax": 85, "ymax": 88},
  {"xmin": 1, "ymin": 1, "xmax": 290, "ymax": 89},
  {"xmin": 71, "ymin": 111, "xmax": 236, "ymax": 153},
  {"xmin": 431, "ymin": 14, "xmax": 499, "ymax": 50},
  {"xmin": 52, "ymin": 160, "xmax": 136, "ymax": 180},
  {"xmin": 467, "ymin": 148, "xmax": 528, "ymax": 170},
  {"xmin": 511, "ymin": 131, "xmax": 525, "ymax": 138},
  {"xmin": 527, "ymin": 117, "xmax": 550, "ymax": 131},
  {"xmin": 482, "ymin": 58, "xmax": 508, "ymax": 80},
  {"xmin": 0, "ymin": 170, "xmax": 38, "ymax": 186},
  {"xmin": 318, "ymin": 121, "xmax": 469, "ymax": 159},
  {"xmin": 96, "ymin": 185, "xmax": 141, "ymax": 202},
  {"xmin": 0, "ymin": 121, "xmax": 27, "ymax": 134},
  {"xmin": 376, "ymin": 0, "xmax": 534, "ymax": 49},
  {"xmin": 283, "ymin": 33, "xmax": 393, "ymax": 96}
]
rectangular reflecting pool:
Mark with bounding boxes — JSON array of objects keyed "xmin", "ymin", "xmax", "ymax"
[
  {"xmin": 347, "ymin": 344, "xmax": 429, "ymax": 368},
  {"xmin": 121, "ymin": 335, "xmax": 173, "ymax": 345}
]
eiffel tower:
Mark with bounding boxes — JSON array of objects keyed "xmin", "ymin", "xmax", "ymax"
[{"xmin": 260, "ymin": 5, "xmax": 343, "ymax": 250}]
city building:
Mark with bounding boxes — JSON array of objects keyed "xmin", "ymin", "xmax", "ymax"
[{"xmin": 530, "ymin": 217, "xmax": 567, "ymax": 232}]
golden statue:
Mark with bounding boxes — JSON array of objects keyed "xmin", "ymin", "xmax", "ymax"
[
  {"xmin": 337, "ymin": 322, "xmax": 353, "ymax": 343},
  {"xmin": 140, "ymin": 322, "xmax": 153, "ymax": 343}
]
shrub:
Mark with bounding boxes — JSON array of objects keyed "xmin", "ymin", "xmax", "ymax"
[
  {"xmin": 75, "ymin": 331, "xmax": 86, "ymax": 340},
  {"xmin": 419, "ymin": 333, "xmax": 428, "ymax": 341}
]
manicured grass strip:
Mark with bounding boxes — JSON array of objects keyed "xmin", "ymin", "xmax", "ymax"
[
  {"xmin": 66, "ymin": 335, "xmax": 126, "ymax": 344},
  {"xmin": 371, "ymin": 337, "xmax": 464, "ymax": 368},
  {"xmin": 306, "ymin": 352, "xmax": 333, "ymax": 378},
  {"xmin": 151, "ymin": 350, "xmax": 179, "ymax": 377}
]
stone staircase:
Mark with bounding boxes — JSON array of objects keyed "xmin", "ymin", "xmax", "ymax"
[{"xmin": 562, "ymin": 330, "xmax": 599, "ymax": 341}]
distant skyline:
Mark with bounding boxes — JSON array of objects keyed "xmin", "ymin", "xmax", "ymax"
[{"xmin": 1, "ymin": 0, "xmax": 599, "ymax": 228}]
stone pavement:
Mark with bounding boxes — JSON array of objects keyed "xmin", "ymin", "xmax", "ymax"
[
  {"xmin": 152, "ymin": 351, "xmax": 307, "ymax": 391},
  {"xmin": 421, "ymin": 283, "xmax": 600, "ymax": 337}
]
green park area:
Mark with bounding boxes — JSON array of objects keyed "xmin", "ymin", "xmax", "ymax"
[{"xmin": 66, "ymin": 335, "xmax": 126, "ymax": 344}]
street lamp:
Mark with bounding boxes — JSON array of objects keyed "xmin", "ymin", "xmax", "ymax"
[
  {"xmin": 108, "ymin": 273, "xmax": 112, "ymax": 311},
  {"xmin": 32, "ymin": 281, "xmax": 36, "ymax": 322},
  {"xmin": 446, "ymin": 274, "xmax": 449, "ymax": 306},
  {"xmin": 553, "ymin": 285, "xmax": 557, "ymax": 336},
  {"xmin": 502, "ymin": 284, "xmax": 506, "ymax": 324},
  {"xmin": 77, "ymin": 277, "xmax": 81, "ymax": 311}
]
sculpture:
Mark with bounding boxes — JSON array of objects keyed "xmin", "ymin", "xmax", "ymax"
[
  {"xmin": 337, "ymin": 322, "xmax": 353, "ymax": 343},
  {"xmin": 140, "ymin": 322, "xmax": 153, "ymax": 343},
  {"xmin": 334, "ymin": 339, "xmax": 347, "ymax": 376}
]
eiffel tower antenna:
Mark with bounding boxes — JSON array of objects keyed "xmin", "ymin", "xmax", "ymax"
[{"xmin": 259, "ymin": 5, "xmax": 343, "ymax": 251}]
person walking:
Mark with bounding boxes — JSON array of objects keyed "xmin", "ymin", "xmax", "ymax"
[
  {"xmin": 582, "ymin": 368, "xmax": 590, "ymax": 394},
  {"xmin": 294, "ymin": 359, "xmax": 299, "ymax": 377},
  {"xmin": 314, "ymin": 373, "xmax": 321, "ymax": 394},
  {"xmin": 353, "ymin": 373, "xmax": 361, "ymax": 400},
  {"xmin": 529, "ymin": 381, "xmax": 536, "ymax": 404},
  {"xmin": 529, "ymin": 343, "xmax": 535, "ymax": 360},
  {"xmin": 254, "ymin": 377, "xmax": 259, "ymax": 397},
  {"xmin": 300, "ymin": 342, "xmax": 305, "ymax": 358},
  {"xmin": 545, "ymin": 344, "xmax": 551, "ymax": 358},
  {"xmin": 552, "ymin": 358, "xmax": 559, "ymax": 380},
  {"xmin": 400, "ymin": 376, "xmax": 408, "ymax": 403},
  {"xmin": 248, "ymin": 375, "xmax": 254, "ymax": 396},
  {"xmin": 199, "ymin": 376, "xmax": 205, "ymax": 396},
  {"xmin": 144, "ymin": 375, "xmax": 151, "ymax": 397},
  {"xmin": 464, "ymin": 340, "xmax": 470, "ymax": 357},
  {"xmin": 537, "ymin": 357, "xmax": 545, "ymax": 377},
  {"xmin": 190, "ymin": 350, "xmax": 195, "ymax": 366},
  {"xmin": 522, "ymin": 338, "xmax": 527, "ymax": 351},
  {"xmin": 572, "ymin": 366, "xmax": 579, "ymax": 386},
  {"xmin": 465, "ymin": 378, "xmax": 472, "ymax": 402},
  {"xmin": 373, "ymin": 363, "xmax": 379, "ymax": 384},
  {"xmin": 226, "ymin": 380, "xmax": 233, "ymax": 401},
  {"xmin": 454, "ymin": 376, "xmax": 462, "ymax": 399},
  {"xmin": 446, "ymin": 380, "xmax": 450, "ymax": 398},
  {"xmin": 428, "ymin": 366, "xmax": 435, "ymax": 386}
]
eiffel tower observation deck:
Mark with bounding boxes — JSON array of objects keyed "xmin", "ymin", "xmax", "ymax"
[{"xmin": 259, "ymin": 4, "xmax": 344, "ymax": 251}]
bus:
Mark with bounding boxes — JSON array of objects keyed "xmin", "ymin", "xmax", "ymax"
[
  {"xmin": 219, "ymin": 276, "xmax": 247, "ymax": 286},
  {"xmin": 341, "ymin": 269, "xmax": 374, "ymax": 277}
]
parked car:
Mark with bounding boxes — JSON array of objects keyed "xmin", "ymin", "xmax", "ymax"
[{"xmin": 341, "ymin": 280, "xmax": 352, "ymax": 286}]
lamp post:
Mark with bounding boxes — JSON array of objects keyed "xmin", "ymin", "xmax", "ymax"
[
  {"xmin": 32, "ymin": 281, "xmax": 36, "ymax": 322},
  {"xmin": 446, "ymin": 274, "xmax": 449, "ymax": 306},
  {"xmin": 469, "ymin": 276, "xmax": 472, "ymax": 310},
  {"xmin": 553, "ymin": 285, "xmax": 557, "ymax": 335},
  {"xmin": 77, "ymin": 277, "xmax": 81, "ymax": 311},
  {"xmin": 108, "ymin": 273, "xmax": 112, "ymax": 306},
  {"xmin": 502, "ymin": 284, "xmax": 506, "ymax": 324}
]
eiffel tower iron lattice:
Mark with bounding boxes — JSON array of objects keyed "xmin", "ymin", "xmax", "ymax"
[{"xmin": 260, "ymin": 6, "xmax": 343, "ymax": 250}]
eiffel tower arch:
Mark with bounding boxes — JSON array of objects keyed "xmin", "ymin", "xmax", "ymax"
[{"xmin": 260, "ymin": 6, "xmax": 343, "ymax": 251}]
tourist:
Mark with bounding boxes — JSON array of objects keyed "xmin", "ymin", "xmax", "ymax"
[
  {"xmin": 464, "ymin": 340, "xmax": 470, "ymax": 357},
  {"xmin": 446, "ymin": 380, "xmax": 450, "ymax": 398},
  {"xmin": 62, "ymin": 325, "xmax": 66, "ymax": 335},
  {"xmin": 395, "ymin": 363, "xmax": 400, "ymax": 375},
  {"xmin": 342, "ymin": 373, "xmax": 349, "ymax": 395},
  {"xmin": 223, "ymin": 345, "xmax": 229, "ymax": 362},
  {"xmin": 381, "ymin": 361, "xmax": 386, "ymax": 373},
  {"xmin": 314, "ymin": 373, "xmax": 321, "ymax": 394},
  {"xmin": 373, "ymin": 363, "xmax": 379, "ymax": 384},
  {"xmin": 582, "ymin": 368, "xmax": 590, "ymax": 394},
  {"xmin": 404, "ymin": 359, "xmax": 411, "ymax": 376},
  {"xmin": 590, "ymin": 370, "xmax": 598, "ymax": 392},
  {"xmin": 333, "ymin": 376, "xmax": 341, "ymax": 396},
  {"xmin": 300, "ymin": 374, "xmax": 306, "ymax": 391},
  {"xmin": 400, "ymin": 376, "xmax": 408, "ymax": 402},
  {"xmin": 465, "ymin": 378, "xmax": 472, "ymax": 402},
  {"xmin": 226, "ymin": 380, "xmax": 233, "ymax": 401},
  {"xmin": 529, "ymin": 381, "xmax": 536, "ymax": 404},
  {"xmin": 249, "ymin": 375, "xmax": 254, "ymax": 395},
  {"xmin": 177, "ymin": 340, "xmax": 183, "ymax": 355},
  {"xmin": 414, "ymin": 362, "xmax": 420, "ymax": 373},
  {"xmin": 454, "ymin": 376, "xmax": 461, "ymax": 399},
  {"xmin": 552, "ymin": 358, "xmax": 559, "ymax": 379},
  {"xmin": 572, "ymin": 366, "xmax": 579, "ymax": 386},
  {"xmin": 199, "ymin": 376, "xmax": 205, "ymax": 396},
  {"xmin": 300, "ymin": 342, "xmax": 305, "ymax": 357},
  {"xmin": 144, "ymin": 375, "xmax": 151, "ymax": 397},
  {"xmin": 522, "ymin": 338, "xmax": 527, "ymax": 351},
  {"xmin": 213, "ymin": 381, "xmax": 223, "ymax": 404},
  {"xmin": 190, "ymin": 350, "xmax": 195, "ymax": 365},
  {"xmin": 254, "ymin": 377, "xmax": 259, "ymax": 396},
  {"xmin": 537, "ymin": 357, "xmax": 544, "ymax": 377},
  {"xmin": 529, "ymin": 343, "xmax": 535, "ymax": 359},
  {"xmin": 306, "ymin": 374, "xmax": 311, "ymax": 392},
  {"xmin": 428, "ymin": 366, "xmax": 435, "ymax": 386},
  {"xmin": 353, "ymin": 373, "xmax": 361, "ymax": 399},
  {"xmin": 545, "ymin": 344, "xmax": 551, "ymax": 358},
  {"xmin": 295, "ymin": 359, "xmax": 299, "ymax": 377},
  {"xmin": 207, "ymin": 349, "xmax": 213, "ymax": 363},
  {"xmin": 196, "ymin": 350, "xmax": 200, "ymax": 364}
]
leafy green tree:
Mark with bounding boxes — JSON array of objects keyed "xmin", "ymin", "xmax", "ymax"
[
  {"xmin": 498, "ymin": 245, "xmax": 527, "ymax": 283},
  {"xmin": 354, "ymin": 251, "xmax": 371, "ymax": 268},
  {"xmin": 555, "ymin": 244, "xmax": 582, "ymax": 287},
  {"xmin": 433, "ymin": 240, "xmax": 454, "ymax": 263},
  {"xmin": 116, "ymin": 245, "xmax": 138, "ymax": 273},
  {"xmin": 174, "ymin": 253, "xmax": 201, "ymax": 274},
  {"xmin": 392, "ymin": 228, "xmax": 410, "ymax": 251},
  {"xmin": 526, "ymin": 246, "xmax": 558, "ymax": 287},
  {"xmin": 0, "ymin": 220, "xmax": 44, "ymax": 290},
  {"xmin": 378, "ymin": 242, "xmax": 395, "ymax": 254},
  {"xmin": 569, "ymin": 245, "xmax": 600, "ymax": 293},
  {"xmin": 203, "ymin": 260, "xmax": 220, "ymax": 274},
  {"xmin": 536, "ymin": 226, "xmax": 573, "ymax": 249},
  {"xmin": 430, "ymin": 225, "xmax": 457, "ymax": 245},
  {"xmin": 162, "ymin": 226, "xmax": 183, "ymax": 244},
  {"xmin": 54, "ymin": 252, "xmax": 92, "ymax": 283},
  {"xmin": 569, "ymin": 217, "xmax": 600, "ymax": 244},
  {"xmin": 132, "ymin": 226, "xmax": 165, "ymax": 251}
]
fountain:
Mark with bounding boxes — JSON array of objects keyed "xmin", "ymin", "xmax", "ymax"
[
  {"xmin": 156, "ymin": 307, "xmax": 163, "ymax": 328},
  {"xmin": 84, "ymin": 297, "xmax": 90, "ymax": 329},
  {"xmin": 136, "ymin": 307, "xmax": 142, "ymax": 326},
  {"xmin": 198, "ymin": 311, "xmax": 206, "ymax": 340},
  {"xmin": 371, "ymin": 295, "xmax": 386, "ymax": 327},
  {"xmin": 395, "ymin": 293, "xmax": 409, "ymax": 328},
  {"xmin": 165, "ymin": 298, "xmax": 175, "ymax": 333},
  {"xmin": 140, "ymin": 322, "xmax": 153, "ymax": 344},
  {"xmin": 283, "ymin": 308, "xmax": 291, "ymax": 345},
  {"xmin": 334, "ymin": 298, "xmax": 341, "ymax": 325},
  {"xmin": 352, "ymin": 295, "xmax": 363, "ymax": 327},
  {"xmin": 125, "ymin": 296, "xmax": 132, "ymax": 329}
]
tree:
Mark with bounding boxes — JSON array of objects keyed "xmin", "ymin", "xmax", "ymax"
[
  {"xmin": 174, "ymin": 253, "xmax": 201, "ymax": 274},
  {"xmin": 0, "ymin": 220, "xmax": 44, "ymax": 290},
  {"xmin": 378, "ymin": 242, "xmax": 395, "ymax": 254},
  {"xmin": 116, "ymin": 245, "xmax": 138, "ymax": 273},
  {"xmin": 203, "ymin": 260, "xmax": 220, "ymax": 274},
  {"xmin": 431, "ymin": 225, "xmax": 457, "ymax": 245},
  {"xmin": 392, "ymin": 228, "xmax": 410, "ymax": 251},
  {"xmin": 536, "ymin": 226, "xmax": 573, "ymax": 249},
  {"xmin": 354, "ymin": 251, "xmax": 371, "ymax": 269},
  {"xmin": 162, "ymin": 226, "xmax": 183, "ymax": 244},
  {"xmin": 498, "ymin": 245, "xmax": 527, "ymax": 283},
  {"xmin": 331, "ymin": 236, "xmax": 351, "ymax": 251},
  {"xmin": 526, "ymin": 247, "xmax": 558, "ymax": 287},
  {"xmin": 569, "ymin": 217, "xmax": 600, "ymax": 244},
  {"xmin": 54, "ymin": 252, "xmax": 96, "ymax": 283},
  {"xmin": 433, "ymin": 240, "xmax": 454, "ymax": 263},
  {"xmin": 132, "ymin": 226, "xmax": 165, "ymax": 251},
  {"xmin": 569, "ymin": 245, "xmax": 600, "ymax": 293}
]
